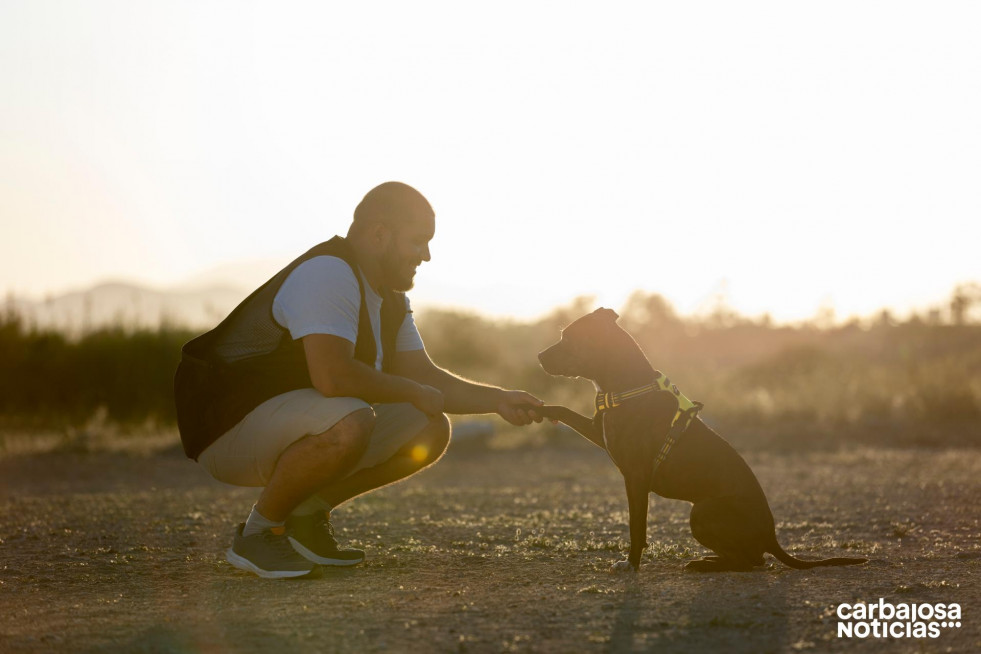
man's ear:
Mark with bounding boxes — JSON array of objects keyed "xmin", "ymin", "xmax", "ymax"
[
  {"xmin": 595, "ymin": 307, "xmax": 619, "ymax": 321},
  {"xmin": 367, "ymin": 221, "xmax": 393, "ymax": 250}
]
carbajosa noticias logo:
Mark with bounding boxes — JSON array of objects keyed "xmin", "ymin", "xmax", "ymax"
[{"xmin": 837, "ymin": 599, "xmax": 962, "ymax": 639}]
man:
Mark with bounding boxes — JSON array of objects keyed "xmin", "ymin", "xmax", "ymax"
[{"xmin": 174, "ymin": 182, "xmax": 543, "ymax": 579}]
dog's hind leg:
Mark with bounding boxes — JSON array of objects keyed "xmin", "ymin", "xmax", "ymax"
[{"xmin": 685, "ymin": 496, "xmax": 767, "ymax": 572}]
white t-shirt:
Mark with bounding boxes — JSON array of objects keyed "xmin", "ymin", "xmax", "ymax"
[{"xmin": 272, "ymin": 255, "xmax": 425, "ymax": 369}]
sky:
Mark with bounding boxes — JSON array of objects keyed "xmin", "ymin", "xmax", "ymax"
[{"xmin": 1, "ymin": 1, "xmax": 979, "ymax": 323}]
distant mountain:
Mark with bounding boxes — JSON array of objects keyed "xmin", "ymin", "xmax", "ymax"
[
  {"xmin": 7, "ymin": 281, "xmax": 251, "ymax": 333},
  {"xmin": 170, "ymin": 258, "xmax": 286, "ymax": 293}
]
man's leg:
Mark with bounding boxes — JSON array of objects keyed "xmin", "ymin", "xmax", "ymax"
[
  {"xmin": 282, "ymin": 407, "xmax": 449, "ymax": 566},
  {"xmin": 227, "ymin": 408, "xmax": 374, "ymax": 578},
  {"xmin": 318, "ymin": 412, "xmax": 450, "ymax": 508},
  {"xmin": 198, "ymin": 390, "xmax": 375, "ymax": 578},
  {"xmin": 255, "ymin": 407, "xmax": 375, "ymax": 521}
]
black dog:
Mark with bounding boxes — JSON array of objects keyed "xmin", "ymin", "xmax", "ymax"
[{"xmin": 537, "ymin": 308, "xmax": 868, "ymax": 572}]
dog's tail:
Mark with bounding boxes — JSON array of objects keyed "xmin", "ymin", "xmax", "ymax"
[{"xmin": 767, "ymin": 536, "xmax": 868, "ymax": 569}]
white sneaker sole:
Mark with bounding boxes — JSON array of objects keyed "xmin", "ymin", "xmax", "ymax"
[
  {"xmin": 288, "ymin": 537, "xmax": 365, "ymax": 566},
  {"xmin": 225, "ymin": 548, "xmax": 318, "ymax": 579}
]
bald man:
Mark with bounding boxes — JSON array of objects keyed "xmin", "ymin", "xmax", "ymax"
[{"xmin": 174, "ymin": 182, "xmax": 543, "ymax": 578}]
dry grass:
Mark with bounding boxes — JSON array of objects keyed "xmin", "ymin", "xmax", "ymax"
[{"xmin": 1, "ymin": 432, "xmax": 979, "ymax": 653}]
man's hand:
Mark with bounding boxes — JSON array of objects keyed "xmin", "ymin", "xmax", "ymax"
[
  {"xmin": 411, "ymin": 383, "xmax": 445, "ymax": 417},
  {"xmin": 496, "ymin": 390, "xmax": 545, "ymax": 426}
]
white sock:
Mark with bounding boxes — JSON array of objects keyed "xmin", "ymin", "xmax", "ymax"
[
  {"xmin": 242, "ymin": 505, "xmax": 284, "ymax": 538},
  {"xmin": 291, "ymin": 496, "xmax": 333, "ymax": 518}
]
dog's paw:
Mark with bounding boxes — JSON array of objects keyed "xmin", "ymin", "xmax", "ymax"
[{"xmin": 609, "ymin": 559, "xmax": 637, "ymax": 573}]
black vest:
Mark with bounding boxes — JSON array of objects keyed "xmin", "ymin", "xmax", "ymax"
[{"xmin": 173, "ymin": 236, "xmax": 407, "ymax": 460}]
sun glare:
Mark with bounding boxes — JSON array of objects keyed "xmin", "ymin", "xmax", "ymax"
[
  {"xmin": 0, "ymin": 2, "xmax": 978, "ymax": 325},
  {"xmin": 410, "ymin": 444, "xmax": 430, "ymax": 464}
]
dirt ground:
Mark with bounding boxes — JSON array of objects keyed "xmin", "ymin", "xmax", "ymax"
[{"xmin": 1, "ymin": 430, "xmax": 979, "ymax": 653}]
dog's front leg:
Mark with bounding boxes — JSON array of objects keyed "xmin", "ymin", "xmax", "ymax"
[
  {"xmin": 536, "ymin": 405, "xmax": 605, "ymax": 450},
  {"xmin": 613, "ymin": 476, "xmax": 650, "ymax": 572}
]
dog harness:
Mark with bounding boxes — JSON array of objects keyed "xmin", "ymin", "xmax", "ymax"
[{"xmin": 594, "ymin": 371, "xmax": 704, "ymax": 474}]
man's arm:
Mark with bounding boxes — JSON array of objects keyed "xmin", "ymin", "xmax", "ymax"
[
  {"xmin": 391, "ymin": 348, "xmax": 543, "ymax": 426},
  {"xmin": 302, "ymin": 334, "xmax": 444, "ymax": 416}
]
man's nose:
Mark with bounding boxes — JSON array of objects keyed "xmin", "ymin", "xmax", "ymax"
[{"xmin": 421, "ymin": 243, "xmax": 431, "ymax": 262}]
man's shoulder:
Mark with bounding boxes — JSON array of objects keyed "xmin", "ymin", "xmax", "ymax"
[
  {"xmin": 274, "ymin": 255, "xmax": 361, "ymax": 310},
  {"xmin": 288, "ymin": 255, "xmax": 359, "ymax": 286}
]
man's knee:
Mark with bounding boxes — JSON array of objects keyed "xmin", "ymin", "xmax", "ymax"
[
  {"xmin": 431, "ymin": 412, "xmax": 451, "ymax": 445},
  {"xmin": 308, "ymin": 407, "xmax": 375, "ymax": 463},
  {"xmin": 415, "ymin": 413, "xmax": 450, "ymax": 464}
]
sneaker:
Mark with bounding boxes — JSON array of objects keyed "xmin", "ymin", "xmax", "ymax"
[
  {"xmin": 286, "ymin": 512, "xmax": 366, "ymax": 566},
  {"xmin": 225, "ymin": 523, "xmax": 320, "ymax": 579}
]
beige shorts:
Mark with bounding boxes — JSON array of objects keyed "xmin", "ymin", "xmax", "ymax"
[{"xmin": 198, "ymin": 389, "xmax": 431, "ymax": 487}]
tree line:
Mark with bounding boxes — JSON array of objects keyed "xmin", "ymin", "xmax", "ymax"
[{"xmin": 1, "ymin": 289, "xmax": 978, "ymax": 449}]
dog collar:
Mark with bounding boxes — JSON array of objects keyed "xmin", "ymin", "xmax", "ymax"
[
  {"xmin": 595, "ymin": 371, "xmax": 697, "ymax": 414},
  {"xmin": 595, "ymin": 371, "xmax": 704, "ymax": 473}
]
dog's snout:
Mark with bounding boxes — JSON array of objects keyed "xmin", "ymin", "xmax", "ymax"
[
  {"xmin": 538, "ymin": 343, "xmax": 565, "ymax": 376},
  {"xmin": 538, "ymin": 344, "xmax": 558, "ymax": 364}
]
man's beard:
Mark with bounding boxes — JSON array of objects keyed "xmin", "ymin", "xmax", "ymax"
[{"xmin": 381, "ymin": 246, "xmax": 417, "ymax": 292}]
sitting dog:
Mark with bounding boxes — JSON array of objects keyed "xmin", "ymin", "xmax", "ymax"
[{"xmin": 536, "ymin": 308, "xmax": 868, "ymax": 572}]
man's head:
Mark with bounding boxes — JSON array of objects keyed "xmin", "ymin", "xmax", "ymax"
[{"xmin": 347, "ymin": 182, "xmax": 435, "ymax": 292}]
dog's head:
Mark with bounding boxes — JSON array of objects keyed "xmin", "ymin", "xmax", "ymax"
[{"xmin": 537, "ymin": 307, "xmax": 622, "ymax": 380}]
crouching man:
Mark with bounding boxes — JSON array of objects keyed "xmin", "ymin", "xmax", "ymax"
[{"xmin": 174, "ymin": 182, "xmax": 542, "ymax": 578}]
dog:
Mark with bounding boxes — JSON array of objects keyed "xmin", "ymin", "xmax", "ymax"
[{"xmin": 536, "ymin": 308, "xmax": 868, "ymax": 572}]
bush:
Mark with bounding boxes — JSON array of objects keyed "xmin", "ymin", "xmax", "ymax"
[{"xmin": 1, "ymin": 289, "xmax": 979, "ymax": 450}]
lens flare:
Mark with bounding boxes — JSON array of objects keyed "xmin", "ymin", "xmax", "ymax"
[{"xmin": 410, "ymin": 444, "xmax": 429, "ymax": 463}]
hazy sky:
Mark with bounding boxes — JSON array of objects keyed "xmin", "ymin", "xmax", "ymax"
[{"xmin": 2, "ymin": 1, "xmax": 978, "ymax": 322}]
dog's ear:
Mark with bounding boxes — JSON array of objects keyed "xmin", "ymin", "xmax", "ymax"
[{"xmin": 595, "ymin": 307, "xmax": 619, "ymax": 321}]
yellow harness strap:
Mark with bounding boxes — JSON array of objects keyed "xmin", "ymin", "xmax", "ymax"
[{"xmin": 594, "ymin": 370, "xmax": 703, "ymax": 475}]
